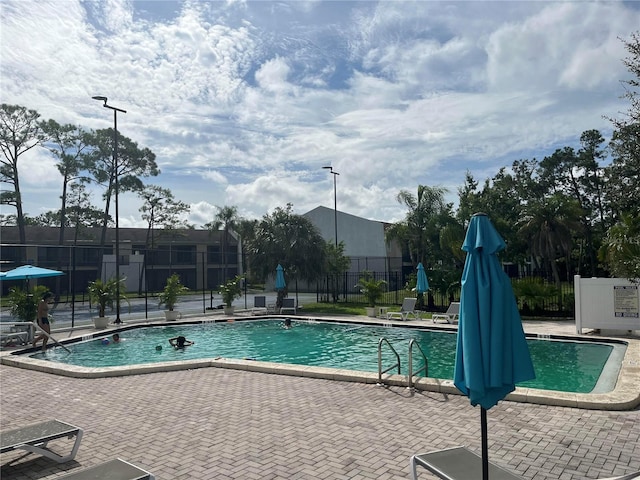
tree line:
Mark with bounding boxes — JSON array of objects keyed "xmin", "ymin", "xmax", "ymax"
[
  {"xmin": 375, "ymin": 33, "xmax": 639, "ymax": 288},
  {"xmin": 1, "ymin": 32, "xmax": 638, "ymax": 291}
]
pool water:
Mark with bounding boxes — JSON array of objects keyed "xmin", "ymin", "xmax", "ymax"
[{"xmin": 33, "ymin": 320, "xmax": 614, "ymax": 393}]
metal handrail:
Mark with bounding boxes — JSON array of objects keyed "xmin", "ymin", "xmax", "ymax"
[
  {"xmin": 377, "ymin": 337, "xmax": 401, "ymax": 386},
  {"xmin": 407, "ymin": 338, "xmax": 428, "ymax": 390},
  {"xmin": 0, "ymin": 321, "xmax": 70, "ymax": 352},
  {"xmin": 33, "ymin": 322, "xmax": 71, "ymax": 353}
]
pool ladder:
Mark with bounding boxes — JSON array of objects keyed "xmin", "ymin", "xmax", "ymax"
[
  {"xmin": 377, "ymin": 337, "xmax": 428, "ymax": 389},
  {"xmin": 377, "ymin": 338, "xmax": 401, "ymax": 385},
  {"xmin": 407, "ymin": 339, "xmax": 428, "ymax": 390}
]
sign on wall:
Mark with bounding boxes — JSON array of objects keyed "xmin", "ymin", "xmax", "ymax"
[
  {"xmin": 614, "ymin": 285, "xmax": 639, "ymax": 318},
  {"xmin": 575, "ymin": 275, "xmax": 640, "ymax": 333}
]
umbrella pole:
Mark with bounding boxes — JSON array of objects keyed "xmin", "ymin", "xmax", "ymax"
[{"xmin": 481, "ymin": 407, "xmax": 488, "ymax": 480}]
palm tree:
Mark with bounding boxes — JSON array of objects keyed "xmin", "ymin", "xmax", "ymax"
[
  {"xmin": 245, "ymin": 204, "xmax": 326, "ymax": 285},
  {"xmin": 599, "ymin": 214, "xmax": 640, "ymax": 282},
  {"xmin": 235, "ymin": 218, "xmax": 258, "ymax": 283},
  {"xmin": 439, "ymin": 222, "xmax": 466, "ymax": 266},
  {"xmin": 205, "ymin": 205, "xmax": 239, "ymax": 284},
  {"xmin": 325, "ymin": 240, "xmax": 351, "ymax": 303},
  {"xmin": 386, "ymin": 185, "xmax": 448, "ymax": 267},
  {"xmin": 518, "ymin": 194, "xmax": 582, "ymax": 294}
]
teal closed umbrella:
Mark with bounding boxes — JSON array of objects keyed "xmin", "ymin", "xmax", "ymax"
[
  {"xmin": 275, "ymin": 264, "xmax": 287, "ymax": 310},
  {"xmin": 275, "ymin": 264, "xmax": 286, "ymax": 291},
  {"xmin": 415, "ymin": 263, "xmax": 429, "ymax": 294},
  {"xmin": 454, "ymin": 213, "xmax": 535, "ymax": 480}
]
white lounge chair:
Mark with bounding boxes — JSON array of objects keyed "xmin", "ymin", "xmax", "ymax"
[
  {"xmin": 386, "ymin": 298, "xmax": 419, "ymax": 321},
  {"xmin": 432, "ymin": 302, "xmax": 460, "ymax": 324},
  {"xmin": 280, "ymin": 298, "xmax": 297, "ymax": 315},
  {"xmin": 266, "ymin": 299, "xmax": 277, "ymax": 314},
  {"xmin": 410, "ymin": 446, "xmax": 640, "ymax": 480},
  {"xmin": 59, "ymin": 458, "xmax": 155, "ymax": 479},
  {"xmin": 251, "ymin": 296, "xmax": 268, "ymax": 315},
  {"xmin": 0, "ymin": 419, "xmax": 83, "ymax": 463},
  {"xmin": 411, "ymin": 446, "xmax": 523, "ymax": 480}
]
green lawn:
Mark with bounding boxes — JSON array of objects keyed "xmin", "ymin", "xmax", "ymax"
[{"xmin": 301, "ymin": 302, "xmax": 432, "ymax": 319}]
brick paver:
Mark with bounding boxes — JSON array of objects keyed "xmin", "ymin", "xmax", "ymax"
[{"xmin": 1, "ymin": 362, "xmax": 638, "ymax": 479}]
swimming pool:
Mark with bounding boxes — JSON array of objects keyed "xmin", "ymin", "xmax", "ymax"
[
  {"xmin": 4, "ymin": 316, "xmax": 637, "ymax": 410},
  {"xmin": 26, "ymin": 319, "xmax": 622, "ymax": 394}
]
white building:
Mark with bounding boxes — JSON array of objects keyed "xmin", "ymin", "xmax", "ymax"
[{"xmin": 303, "ymin": 206, "xmax": 403, "ymax": 275}]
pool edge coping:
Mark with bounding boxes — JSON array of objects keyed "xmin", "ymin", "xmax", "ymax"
[{"xmin": 2, "ymin": 315, "xmax": 638, "ymax": 411}]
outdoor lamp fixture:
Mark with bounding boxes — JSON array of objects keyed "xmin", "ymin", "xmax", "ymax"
[
  {"xmin": 92, "ymin": 96, "xmax": 127, "ymax": 323},
  {"xmin": 322, "ymin": 166, "xmax": 339, "ymax": 246}
]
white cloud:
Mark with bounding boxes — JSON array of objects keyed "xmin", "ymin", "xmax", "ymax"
[
  {"xmin": 255, "ymin": 56, "xmax": 292, "ymax": 93},
  {"xmin": 485, "ymin": 2, "xmax": 634, "ymax": 94},
  {"xmin": 18, "ymin": 148, "xmax": 59, "ymax": 188},
  {"xmin": 202, "ymin": 170, "xmax": 228, "ymax": 183},
  {"xmin": 1, "ymin": 0, "xmax": 638, "ymax": 227},
  {"xmin": 188, "ymin": 200, "xmax": 218, "ymax": 226}
]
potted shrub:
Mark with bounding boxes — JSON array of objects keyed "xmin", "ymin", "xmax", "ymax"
[
  {"xmin": 219, "ymin": 275, "xmax": 243, "ymax": 315},
  {"xmin": 88, "ymin": 277, "xmax": 127, "ymax": 329},
  {"xmin": 7, "ymin": 285, "xmax": 49, "ymax": 323},
  {"xmin": 158, "ymin": 273, "xmax": 189, "ymax": 320},
  {"xmin": 7, "ymin": 286, "xmax": 50, "ymax": 344},
  {"xmin": 357, "ymin": 271, "xmax": 387, "ymax": 317}
]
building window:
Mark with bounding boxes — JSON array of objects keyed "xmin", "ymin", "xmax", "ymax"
[{"xmin": 207, "ymin": 245, "xmax": 221, "ymax": 264}]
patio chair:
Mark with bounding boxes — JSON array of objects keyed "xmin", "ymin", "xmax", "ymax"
[
  {"xmin": 432, "ymin": 302, "xmax": 460, "ymax": 324},
  {"xmin": 266, "ymin": 299, "xmax": 278, "ymax": 314},
  {"xmin": 0, "ymin": 419, "xmax": 83, "ymax": 463},
  {"xmin": 280, "ymin": 298, "xmax": 297, "ymax": 315},
  {"xmin": 410, "ymin": 446, "xmax": 523, "ymax": 480},
  {"xmin": 386, "ymin": 297, "xmax": 419, "ymax": 321},
  {"xmin": 601, "ymin": 474, "xmax": 640, "ymax": 480},
  {"xmin": 58, "ymin": 458, "xmax": 155, "ymax": 479},
  {"xmin": 252, "ymin": 295, "xmax": 268, "ymax": 315},
  {"xmin": 410, "ymin": 447, "xmax": 640, "ymax": 480}
]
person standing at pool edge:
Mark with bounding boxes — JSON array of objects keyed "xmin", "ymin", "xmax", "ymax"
[
  {"xmin": 33, "ymin": 292, "xmax": 53, "ymax": 351},
  {"xmin": 169, "ymin": 336, "xmax": 194, "ymax": 349}
]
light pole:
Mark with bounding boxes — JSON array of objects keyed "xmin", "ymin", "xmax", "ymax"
[
  {"xmin": 92, "ymin": 96, "xmax": 127, "ymax": 323},
  {"xmin": 322, "ymin": 166, "xmax": 339, "ymax": 246}
]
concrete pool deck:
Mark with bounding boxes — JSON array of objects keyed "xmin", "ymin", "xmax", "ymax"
[
  {"xmin": 0, "ymin": 315, "xmax": 639, "ymax": 480},
  {"xmin": 1, "ymin": 313, "xmax": 639, "ymax": 412}
]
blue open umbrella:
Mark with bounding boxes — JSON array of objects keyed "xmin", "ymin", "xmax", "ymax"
[
  {"xmin": 415, "ymin": 263, "xmax": 429, "ymax": 294},
  {"xmin": 2, "ymin": 265, "xmax": 64, "ymax": 281},
  {"xmin": 275, "ymin": 264, "xmax": 286, "ymax": 291},
  {"xmin": 454, "ymin": 213, "xmax": 535, "ymax": 480},
  {"xmin": 1, "ymin": 265, "xmax": 65, "ymax": 293}
]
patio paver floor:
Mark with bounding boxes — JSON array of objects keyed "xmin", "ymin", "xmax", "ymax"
[
  {"xmin": 1, "ymin": 358, "xmax": 639, "ymax": 479},
  {"xmin": 1, "ymin": 316, "xmax": 639, "ymax": 479}
]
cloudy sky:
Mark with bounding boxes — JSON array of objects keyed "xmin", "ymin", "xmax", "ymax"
[{"xmin": 1, "ymin": 1, "xmax": 638, "ymax": 228}]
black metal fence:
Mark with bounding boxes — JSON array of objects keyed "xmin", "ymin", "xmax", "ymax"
[
  {"xmin": 0, "ymin": 244, "xmax": 238, "ymax": 296},
  {"xmin": 1, "ymin": 244, "xmax": 574, "ymax": 317},
  {"xmin": 316, "ymin": 271, "xmax": 574, "ymax": 317}
]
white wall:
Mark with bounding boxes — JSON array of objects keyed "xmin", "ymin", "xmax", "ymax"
[
  {"xmin": 575, "ymin": 275, "xmax": 640, "ymax": 334},
  {"xmin": 303, "ymin": 206, "xmax": 387, "ymax": 258},
  {"xmin": 101, "ymin": 254, "xmax": 145, "ymax": 293}
]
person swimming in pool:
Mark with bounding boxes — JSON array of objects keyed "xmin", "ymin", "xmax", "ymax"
[
  {"xmin": 112, "ymin": 333, "xmax": 121, "ymax": 343},
  {"xmin": 169, "ymin": 335, "xmax": 194, "ymax": 349},
  {"xmin": 283, "ymin": 318, "xmax": 292, "ymax": 329}
]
